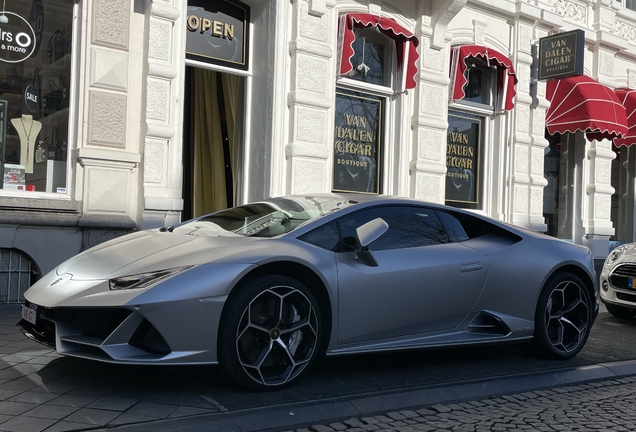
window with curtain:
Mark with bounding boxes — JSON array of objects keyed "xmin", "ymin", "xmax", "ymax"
[{"xmin": 188, "ymin": 68, "xmax": 244, "ymax": 218}]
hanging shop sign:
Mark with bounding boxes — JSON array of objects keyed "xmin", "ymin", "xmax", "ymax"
[
  {"xmin": 0, "ymin": 12, "xmax": 37, "ymax": 64},
  {"xmin": 538, "ymin": 29, "xmax": 584, "ymax": 81},
  {"xmin": 445, "ymin": 111, "xmax": 481, "ymax": 206},
  {"xmin": 186, "ymin": 0, "xmax": 250, "ymax": 70},
  {"xmin": 333, "ymin": 91, "xmax": 381, "ymax": 194}
]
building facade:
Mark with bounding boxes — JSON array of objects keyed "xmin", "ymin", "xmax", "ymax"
[{"xmin": 1, "ymin": 0, "xmax": 636, "ymax": 301}]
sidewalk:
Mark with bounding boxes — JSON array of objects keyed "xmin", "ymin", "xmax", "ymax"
[{"xmin": 0, "ymin": 303, "xmax": 635, "ymax": 432}]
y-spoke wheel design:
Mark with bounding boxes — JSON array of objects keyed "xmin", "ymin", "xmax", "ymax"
[
  {"xmin": 218, "ymin": 275, "xmax": 322, "ymax": 390},
  {"xmin": 236, "ymin": 286, "xmax": 318, "ymax": 386},
  {"xmin": 533, "ymin": 272, "xmax": 592, "ymax": 360}
]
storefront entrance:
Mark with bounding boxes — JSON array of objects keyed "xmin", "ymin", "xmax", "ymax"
[{"xmin": 182, "ymin": 66, "xmax": 244, "ymax": 220}]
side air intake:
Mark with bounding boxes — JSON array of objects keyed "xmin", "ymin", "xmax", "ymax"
[{"xmin": 467, "ymin": 312, "xmax": 511, "ymax": 336}]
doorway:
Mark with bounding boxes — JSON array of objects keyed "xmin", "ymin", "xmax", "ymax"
[{"xmin": 182, "ymin": 66, "xmax": 245, "ymax": 221}]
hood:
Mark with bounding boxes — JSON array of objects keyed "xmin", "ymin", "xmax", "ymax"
[{"xmin": 58, "ymin": 230, "xmax": 255, "ymax": 280}]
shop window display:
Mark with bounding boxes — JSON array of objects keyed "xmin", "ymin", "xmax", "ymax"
[{"xmin": 0, "ymin": 0, "xmax": 73, "ymax": 193}]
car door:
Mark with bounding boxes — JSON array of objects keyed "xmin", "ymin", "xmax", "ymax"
[{"xmin": 336, "ymin": 206, "xmax": 489, "ymax": 345}]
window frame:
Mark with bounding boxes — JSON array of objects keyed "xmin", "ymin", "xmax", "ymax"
[{"xmin": 334, "ymin": 23, "xmax": 406, "ymax": 196}]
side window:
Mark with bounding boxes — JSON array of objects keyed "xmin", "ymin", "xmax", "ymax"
[
  {"xmin": 338, "ymin": 206, "xmax": 449, "ymax": 251},
  {"xmin": 436, "ymin": 211, "xmax": 470, "ymax": 242},
  {"xmin": 299, "ymin": 222, "xmax": 340, "ymax": 252}
]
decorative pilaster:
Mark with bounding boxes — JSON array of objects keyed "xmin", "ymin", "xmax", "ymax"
[
  {"xmin": 283, "ymin": 0, "xmax": 336, "ymax": 195},
  {"xmin": 410, "ymin": 34, "xmax": 449, "ymax": 203},
  {"xmin": 510, "ymin": 2, "xmax": 552, "ymax": 231},
  {"xmin": 141, "ymin": 0, "xmax": 186, "ymax": 228},
  {"xmin": 410, "ymin": 1, "xmax": 465, "ymax": 203},
  {"xmin": 74, "ymin": 0, "xmax": 142, "ymax": 243}
]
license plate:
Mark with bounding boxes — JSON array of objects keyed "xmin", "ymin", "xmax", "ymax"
[{"xmin": 21, "ymin": 305, "xmax": 37, "ymax": 325}]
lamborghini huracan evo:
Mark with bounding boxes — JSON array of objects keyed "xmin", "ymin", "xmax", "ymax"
[{"xmin": 19, "ymin": 194, "xmax": 598, "ymax": 390}]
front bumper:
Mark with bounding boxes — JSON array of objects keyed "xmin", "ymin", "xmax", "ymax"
[
  {"xmin": 18, "ymin": 298, "xmax": 223, "ymax": 365},
  {"xmin": 600, "ymin": 265, "xmax": 636, "ymax": 311}
]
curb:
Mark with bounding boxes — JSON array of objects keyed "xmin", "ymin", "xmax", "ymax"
[{"xmin": 91, "ymin": 359, "xmax": 636, "ymax": 432}]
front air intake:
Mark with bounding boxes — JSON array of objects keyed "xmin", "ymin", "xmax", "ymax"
[{"xmin": 129, "ymin": 319, "xmax": 171, "ymax": 355}]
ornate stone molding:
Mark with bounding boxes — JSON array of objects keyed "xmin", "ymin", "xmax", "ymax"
[{"xmin": 549, "ymin": 0, "xmax": 587, "ymax": 24}]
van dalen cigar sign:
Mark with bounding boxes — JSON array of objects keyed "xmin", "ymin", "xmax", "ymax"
[
  {"xmin": 333, "ymin": 91, "xmax": 381, "ymax": 194},
  {"xmin": 446, "ymin": 111, "xmax": 481, "ymax": 206},
  {"xmin": 538, "ymin": 29, "xmax": 584, "ymax": 80}
]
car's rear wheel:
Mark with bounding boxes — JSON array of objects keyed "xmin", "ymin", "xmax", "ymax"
[
  {"xmin": 532, "ymin": 272, "xmax": 592, "ymax": 360},
  {"xmin": 218, "ymin": 275, "xmax": 321, "ymax": 391},
  {"xmin": 605, "ymin": 304, "xmax": 636, "ymax": 319}
]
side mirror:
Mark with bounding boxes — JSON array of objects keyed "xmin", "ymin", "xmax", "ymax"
[{"xmin": 355, "ymin": 218, "xmax": 389, "ymax": 267}]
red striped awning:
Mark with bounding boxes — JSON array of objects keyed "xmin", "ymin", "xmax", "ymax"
[
  {"xmin": 450, "ymin": 45, "xmax": 517, "ymax": 111},
  {"xmin": 614, "ymin": 88, "xmax": 636, "ymax": 147},
  {"xmin": 546, "ymin": 75, "xmax": 627, "ymax": 141},
  {"xmin": 337, "ymin": 13, "xmax": 419, "ymax": 91}
]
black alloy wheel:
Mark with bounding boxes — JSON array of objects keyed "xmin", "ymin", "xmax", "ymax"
[
  {"xmin": 218, "ymin": 275, "xmax": 321, "ymax": 390},
  {"xmin": 532, "ymin": 272, "xmax": 592, "ymax": 360}
]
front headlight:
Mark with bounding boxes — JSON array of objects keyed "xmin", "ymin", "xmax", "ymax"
[
  {"xmin": 605, "ymin": 245, "xmax": 628, "ymax": 268},
  {"xmin": 109, "ymin": 266, "xmax": 192, "ymax": 290}
]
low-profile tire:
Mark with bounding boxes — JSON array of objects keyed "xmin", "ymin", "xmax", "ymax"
[
  {"xmin": 531, "ymin": 272, "xmax": 593, "ymax": 360},
  {"xmin": 218, "ymin": 275, "xmax": 322, "ymax": 391},
  {"xmin": 605, "ymin": 304, "xmax": 636, "ymax": 320}
]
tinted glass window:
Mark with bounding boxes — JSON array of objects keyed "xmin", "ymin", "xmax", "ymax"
[
  {"xmin": 436, "ymin": 211, "xmax": 469, "ymax": 242},
  {"xmin": 170, "ymin": 196, "xmax": 356, "ymax": 238},
  {"xmin": 338, "ymin": 206, "xmax": 449, "ymax": 251},
  {"xmin": 299, "ymin": 222, "xmax": 340, "ymax": 251}
]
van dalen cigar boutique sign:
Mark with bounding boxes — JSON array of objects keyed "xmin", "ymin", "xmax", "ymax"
[
  {"xmin": 333, "ymin": 91, "xmax": 381, "ymax": 194},
  {"xmin": 446, "ymin": 111, "xmax": 480, "ymax": 205},
  {"xmin": 538, "ymin": 29, "xmax": 584, "ymax": 80}
]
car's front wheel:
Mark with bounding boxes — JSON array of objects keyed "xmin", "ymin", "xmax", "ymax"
[
  {"xmin": 605, "ymin": 303, "xmax": 636, "ymax": 319},
  {"xmin": 218, "ymin": 275, "xmax": 321, "ymax": 390},
  {"xmin": 532, "ymin": 272, "xmax": 593, "ymax": 360}
]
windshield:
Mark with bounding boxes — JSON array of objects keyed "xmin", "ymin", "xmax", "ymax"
[{"xmin": 171, "ymin": 196, "xmax": 355, "ymax": 238}]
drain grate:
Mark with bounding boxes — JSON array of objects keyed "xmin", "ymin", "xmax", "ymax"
[{"xmin": 0, "ymin": 249, "xmax": 37, "ymax": 303}]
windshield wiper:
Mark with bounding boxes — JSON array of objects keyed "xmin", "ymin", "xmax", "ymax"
[{"xmin": 159, "ymin": 226, "xmax": 175, "ymax": 232}]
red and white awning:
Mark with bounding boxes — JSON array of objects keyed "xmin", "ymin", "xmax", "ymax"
[
  {"xmin": 614, "ymin": 88, "xmax": 636, "ymax": 147},
  {"xmin": 337, "ymin": 13, "xmax": 419, "ymax": 91},
  {"xmin": 546, "ymin": 75, "xmax": 627, "ymax": 141},
  {"xmin": 450, "ymin": 45, "xmax": 517, "ymax": 111}
]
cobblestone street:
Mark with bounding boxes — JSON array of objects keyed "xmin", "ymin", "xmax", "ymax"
[{"xmin": 289, "ymin": 377, "xmax": 636, "ymax": 432}]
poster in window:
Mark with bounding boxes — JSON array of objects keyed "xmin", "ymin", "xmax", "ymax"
[
  {"xmin": 445, "ymin": 112, "xmax": 481, "ymax": 206},
  {"xmin": 333, "ymin": 91, "xmax": 381, "ymax": 194}
]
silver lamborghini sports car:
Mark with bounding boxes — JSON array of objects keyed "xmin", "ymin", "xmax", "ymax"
[
  {"xmin": 19, "ymin": 194, "xmax": 598, "ymax": 390},
  {"xmin": 600, "ymin": 243, "xmax": 636, "ymax": 318}
]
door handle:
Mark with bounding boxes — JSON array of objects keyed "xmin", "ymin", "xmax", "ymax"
[{"xmin": 460, "ymin": 263, "xmax": 484, "ymax": 273}]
